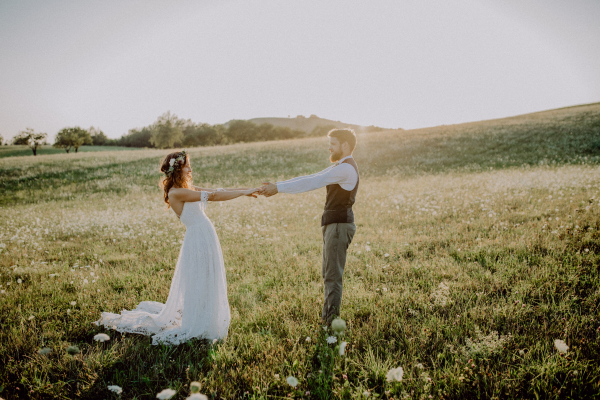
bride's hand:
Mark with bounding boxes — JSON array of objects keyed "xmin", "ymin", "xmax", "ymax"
[{"xmin": 244, "ymin": 188, "xmax": 260, "ymax": 198}]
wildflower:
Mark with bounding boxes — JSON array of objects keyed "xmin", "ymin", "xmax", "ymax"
[
  {"xmin": 66, "ymin": 345, "xmax": 80, "ymax": 355},
  {"xmin": 384, "ymin": 253, "xmax": 390, "ymax": 257},
  {"xmin": 38, "ymin": 347, "xmax": 52, "ymax": 355},
  {"xmin": 67, "ymin": 309, "xmax": 71, "ymax": 314},
  {"xmin": 212, "ymin": 338, "xmax": 218, "ymax": 345},
  {"xmin": 305, "ymin": 391, "xmax": 310, "ymax": 396},
  {"xmin": 326, "ymin": 336, "xmax": 337, "ymax": 344},
  {"xmin": 363, "ymin": 390, "xmax": 370, "ymax": 397},
  {"xmin": 305, "ymin": 336, "xmax": 311, "ymax": 342},
  {"xmin": 274, "ymin": 374, "xmax": 280, "ymax": 380},
  {"xmin": 108, "ymin": 385, "xmax": 123, "ymax": 395},
  {"xmin": 416, "ymin": 363, "xmax": 424, "ymax": 369},
  {"xmin": 339, "ymin": 341, "xmax": 347, "ymax": 356},
  {"xmin": 386, "ymin": 367, "xmax": 404, "ymax": 382},
  {"xmin": 286, "ymin": 376, "xmax": 299, "ymax": 387},
  {"xmin": 365, "ymin": 245, "xmax": 371, "ymax": 252},
  {"xmin": 17, "ymin": 279, "xmax": 22, "ymax": 284},
  {"xmin": 156, "ymin": 389, "xmax": 177, "ymax": 399},
  {"xmin": 331, "ymin": 318, "xmax": 346, "ymax": 335},
  {"xmin": 190, "ymin": 381, "xmax": 201, "ymax": 393},
  {"xmin": 554, "ymin": 339, "xmax": 569, "ymax": 354},
  {"xmin": 28, "ymin": 315, "xmax": 34, "ymax": 321},
  {"xmin": 186, "ymin": 394, "xmax": 208, "ymax": 400},
  {"xmin": 94, "ymin": 333, "xmax": 110, "ymax": 342}
]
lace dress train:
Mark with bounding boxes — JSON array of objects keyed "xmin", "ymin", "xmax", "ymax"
[{"xmin": 95, "ymin": 191, "xmax": 230, "ymax": 345}]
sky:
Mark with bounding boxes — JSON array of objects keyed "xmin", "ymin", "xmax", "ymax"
[{"xmin": 0, "ymin": 0, "xmax": 599, "ymax": 140}]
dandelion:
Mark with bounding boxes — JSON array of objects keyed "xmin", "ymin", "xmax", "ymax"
[
  {"xmin": 70, "ymin": 301, "xmax": 76, "ymax": 306},
  {"xmin": 363, "ymin": 390, "xmax": 370, "ymax": 397},
  {"xmin": 286, "ymin": 376, "xmax": 299, "ymax": 388},
  {"xmin": 386, "ymin": 367, "xmax": 404, "ymax": 382},
  {"xmin": 66, "ymin": 345, "xmax": 80, "ymax": 355},
  {"xmin": 416, "ymin": 363, "xmax": 424, "ymax": 369},
  {"xmin": 38, "ymin": 347, "xmax": 52, "ymax": 355},
  {"xmin": 190, "ymin": 381, "xmax": 201, "ymax": 393},
  {"xmin": 94, "ymin": 333, "xmax": 110, "ymax": 342},
  {"xmin": 108, "ymin": 385, "xmax": 123, "ymax": 395},
  {"xmin": 186, "ymin": 394, "xmax": 208, "ymax": 400},
  {"xmin": 17, "ymin": 279, "xmax": 22, "ymax": 284},
  {"xmin": 305, "ymin": 336, "xmax": 311, "ymax": 342},
  {"xmin": 331, "ymin": 318, "xmax": 346, "ymax": 335},
  {"xmin": 326, "ymin": 336, "xmax": 337, "ymax": 344},
  {"xmin": 554, "ymin": 339, "xmax": 569, "ymax": 354},
  {"xmin": 156, "ymin": 389, "xmax": 177, "ymax": 399},
  {"xmin": 365, "ymin": 245, "xmax": 371, "ymax": 252},
  {"xmin": 274, "ymin": 374, "xmax": 280, "ymax": 380},
  {"xmin": 339, "ymin": 341, "xmax": 347, "ymax": 356}
]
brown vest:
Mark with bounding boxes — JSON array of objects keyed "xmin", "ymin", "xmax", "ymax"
[{"xmin": 321, "ymin": 157, "xmax": 359, "ymax": 226}]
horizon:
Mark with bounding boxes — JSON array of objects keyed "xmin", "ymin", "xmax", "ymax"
[{"xmin": 1, "ymin": 0, "xmax": 599, "ymax": 141}]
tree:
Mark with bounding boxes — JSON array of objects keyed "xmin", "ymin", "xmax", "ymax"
[
  {"xmin": 89, "ymin": 126, "xmax": 108, "ymax": 145},
  {"xmin": 309, "ymin": 124, "xmax": 337, "ymax": 137},
  {"xmin": 0, "ymin": 134, "xmax": 3, "ymax": 146},
  {"xmin": 150, "ymin": 111, "xmax": 185, "ymax": 149},
  {"xmin": 119, "ymin": 127, "xmax": 153, "ymax": 147},
  {"xmin": 12, "ymin": 128, "xmax": 48, "ymax": 156},
  {"xmin": 53, "ymin": 127, "xmax": 91, "ymax": 153}
]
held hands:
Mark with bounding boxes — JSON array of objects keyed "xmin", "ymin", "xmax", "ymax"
[
  {"xmin": 244, "ymin": 188, "xmax": 260, "ymax": 198},
  {"xmin": 258, "ymin": 182, "xmax": 278, "ymax": 197}
]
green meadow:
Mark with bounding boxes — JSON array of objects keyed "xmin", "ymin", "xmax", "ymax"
[
  {"xmin": 0, "ymin": 145, "xmax": 142, "ymax": 160},
  {"xmin": 1, "ymin": 103, "xmax": 599, "ymax": 399}
]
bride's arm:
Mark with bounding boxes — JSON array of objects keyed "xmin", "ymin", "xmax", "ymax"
[
  {"xmin": 191, "ymin": 185, "xmax": 252, "ymax": 191},
  {"xmin": 170, "ymin": 188, "xmax": 258, "ymax": 202}
]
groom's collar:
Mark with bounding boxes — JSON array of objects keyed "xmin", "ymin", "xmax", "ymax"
[{"xmin": 333, "ymin": 155, "xmax": 353, "ymax": 166}]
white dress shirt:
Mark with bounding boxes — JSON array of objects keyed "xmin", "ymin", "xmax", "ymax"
[{"xmin": 276, "ymin": 155, "xmax": 358, "ymax": 194}]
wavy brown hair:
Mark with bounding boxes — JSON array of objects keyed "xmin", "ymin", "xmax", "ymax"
[{"xmin": 159, "ymin": 151, "xmax": 192, "ymax": 208}]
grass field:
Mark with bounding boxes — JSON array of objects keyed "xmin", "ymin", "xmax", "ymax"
[
  {"xmin": 0, "ymin": 145, "xmax": 142, "ymax": 159},
  {"xmin": 1, "ymin": 104, "xmax": 599, "ymax": 399}
]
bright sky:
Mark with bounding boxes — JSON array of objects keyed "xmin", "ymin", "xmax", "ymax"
[{"xmin": 1, "ymin": 0, "xmax": 599, "ymax": 140}]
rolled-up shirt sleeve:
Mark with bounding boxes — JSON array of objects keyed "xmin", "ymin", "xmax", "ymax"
[{"xmin": 277, "ymin": 164, "xmax": 357, "ymax": 194}]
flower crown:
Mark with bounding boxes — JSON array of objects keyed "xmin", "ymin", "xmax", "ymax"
[{"xmin": 165, "ymin": 150, "xmax": 187, "ymax": 177}]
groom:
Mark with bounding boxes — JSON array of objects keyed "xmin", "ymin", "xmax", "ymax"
[{"xmin": 259, "ymin": 128, "xmax": 359, "ymax": 324}]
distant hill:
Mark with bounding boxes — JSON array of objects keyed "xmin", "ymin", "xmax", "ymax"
[{"xmin": 225, "ymin": 114, "xmax": 388, "ymax": 134}]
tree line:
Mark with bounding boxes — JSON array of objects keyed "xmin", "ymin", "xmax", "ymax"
[{"xmin": 8, "ymin": 111, "xmax": 378, "ymax": 156}]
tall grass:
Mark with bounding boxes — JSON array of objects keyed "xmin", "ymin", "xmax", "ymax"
[{"xmin": 0, "ymin": 104, "xmax": 599, "ymax": 399}]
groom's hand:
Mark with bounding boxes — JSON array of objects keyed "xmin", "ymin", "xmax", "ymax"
[{"xmin": 260, "ymin": 182, "xmax": 278, "ymax": 197}]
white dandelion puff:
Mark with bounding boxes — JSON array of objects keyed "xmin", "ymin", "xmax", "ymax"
[
  {"xmin": 108, "ymin": 385, "xmax": 123, "ymax": 395},
  {"xmin": 339, "ymin": 341, "xmax": 347, "ymax": 356},
  {"xmin": 554, "ymin": 339, "xmax": 569, "ymax": 354},
  {"xmin": 156, "ymin": 388, "xmax": 177, "ymax": 399},
  {"xmin": 386, "ymin": 367, "xmax": 404, "ymax": 382},
  {"xmin": 94, "ymin": 333, "xmax": 110, "ymax": 342},
  {"xmin": 286, "ymin": 376, "xmax": 299, "ymax": 387}
]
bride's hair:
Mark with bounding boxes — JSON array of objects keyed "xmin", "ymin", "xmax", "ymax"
[{"xmin": 159, "ymin": 150, "xmax": 192, "ymax": 208}]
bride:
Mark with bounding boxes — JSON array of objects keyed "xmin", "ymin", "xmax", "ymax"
[{"xmin": 96, "ymin": 150, "xmax": 258, "ymax": 345}]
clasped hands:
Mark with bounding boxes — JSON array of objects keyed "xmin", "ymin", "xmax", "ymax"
[{"xmin": 245, "ymin": 182, "xmax": 278, "ymax": 198}]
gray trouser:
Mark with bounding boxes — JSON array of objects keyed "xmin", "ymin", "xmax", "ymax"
[{"xmin": 321, "ymin": 222, "xmax": 356, "ymax": 323}]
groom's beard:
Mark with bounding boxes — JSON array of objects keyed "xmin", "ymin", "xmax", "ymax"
[{"xmin": 330, "ymin": 150, "xmax": 343, "ymax": 162}]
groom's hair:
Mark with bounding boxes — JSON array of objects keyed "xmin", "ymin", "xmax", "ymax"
[{"xmin": 328, "ymin": 128, "xmax": 357, "ymax": 152}]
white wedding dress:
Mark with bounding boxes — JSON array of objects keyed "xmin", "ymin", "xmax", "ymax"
[{"xmin": 95, "ymin": 192, "xmax": 231, "ymax": 345}]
